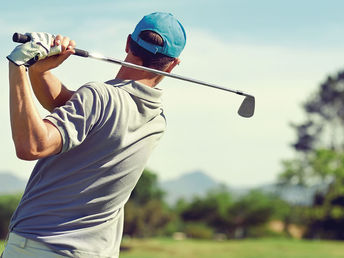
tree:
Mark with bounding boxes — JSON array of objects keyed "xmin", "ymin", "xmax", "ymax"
[
  {"xmin": 226, "ymin": 190, "xmax": 278, "ymax": 238},
  {"xmin": 124, "ymin": 199, "xmax": 173, "ymax": 237},
  {"xmin": 279, "ymin": 148, "xmax": 344, "ymax": 237},
  {"xmin": 123, "ymin": 169, "xmax": 172, "ymax": 237},
  {"xmin": 292, "ymin": 71, "xmax": 344, "ymax": 153},
  {"xmin": 0, "ymin": 193, "xmax": 22, "ymax": 239},
  {"xmin": 278, "ymin": 70, "xmax": 344, "ymax": 239},
  {"xmin": 279, "ymin": 149, "xmax": 338, "ymax": 187},
  {"xmin": 179, "ymin": 187, "xmax": 282, "ymax": 238},
  {"xmin": 301, "ymin": 149, "xmax": 344, "ymax": 239},
  {"xmin": 180, "ymin": 186, "xmax": 232, "ymax": 234},
  {"xmin": 130, "ymin": 168, "xmax": 164, "ymax": 205}
]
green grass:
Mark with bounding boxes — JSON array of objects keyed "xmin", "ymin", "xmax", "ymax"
[
  {"xmin": 1, "ymin": 238, "xmax": 344, "ymax": 257},
  {"xmin": 0, "ymin": 240, "xmax": 5, "ymax": 254},
  {"xmin": 119, "ymin": 238, "xmax": 344, "ymax": 258}
]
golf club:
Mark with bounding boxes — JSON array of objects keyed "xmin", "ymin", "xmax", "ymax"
[{"xmin": 12, "ymin": 32, "xmax": 255, "ymax": 118}]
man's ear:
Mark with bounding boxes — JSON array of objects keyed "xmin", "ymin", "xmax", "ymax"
[
  {"xmin": 165, "ymin": 58, "xmax": 181, "ymax": 73},
  {"xmin": 125, "ymin": 35, "xmax": 131, "ymax": 53}
]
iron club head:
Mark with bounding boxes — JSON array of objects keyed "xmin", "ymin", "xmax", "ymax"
[{"xmin": 238, "ymin": 95, "xmax": 255, "ymax": 118}]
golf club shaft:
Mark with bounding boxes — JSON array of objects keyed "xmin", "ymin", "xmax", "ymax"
[{"xmin": 12, "ymin": 32, "xmax": 253, "ymax": 98}]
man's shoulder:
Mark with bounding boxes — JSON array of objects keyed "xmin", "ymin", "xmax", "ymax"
[
  {"xmin": 82, "ymin": 80, "xmax": 129, "ymax": 93},
  {"xmin": 76, "ymin": 80, "xmax": 134, "ymax": 108},
  {"xmin": 76, "ymin": 81, "xmax": 117, "ymax": 99},
  {"xmin": 80, "ymin": 81, "xmax": 108, "ymax": 91}
]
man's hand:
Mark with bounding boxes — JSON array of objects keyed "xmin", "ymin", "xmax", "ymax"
[
  {"xmin": 7, "ymin": 32, "xmax": 62, "ymax": 67},
  {"xmin": 30, "ymin": 34, "xmax": 76, "ymax": 73}
]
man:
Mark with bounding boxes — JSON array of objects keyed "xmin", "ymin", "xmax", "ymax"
[{"xmin": 2, "ymin": 12, "xmax": 186, "ymax": 258}]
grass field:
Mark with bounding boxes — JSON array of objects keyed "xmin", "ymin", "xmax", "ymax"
[
  {"xmin": 0, "ymin": 240, "xmax": 4, "ymax": 255},
  {"xmin": 119, "ymin": 238, "xmax": 344, "ymax": 258},
  {"xmin": 1, "ymin": 238, "xmax": 343, "ymax": 257}
]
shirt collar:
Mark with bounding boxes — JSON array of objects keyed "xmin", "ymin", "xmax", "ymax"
[{"xmin": 105, "ymin": 79, "xmax": 163, "ymax": 103}]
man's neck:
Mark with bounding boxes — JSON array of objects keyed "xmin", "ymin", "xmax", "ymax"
[{"xmin": 115, "ymin": 55, "xmax": 161, "ymax": 88}]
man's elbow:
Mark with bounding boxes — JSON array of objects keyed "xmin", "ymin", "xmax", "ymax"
[
  {"xmin": 14, "ymin": 140, "xmax": 60, "ymax": 160},
  {"xmin": 15, "ymin": 146, "xmax": 40, "ymax": 160},
  {"xmin": 12, "ymin": 124, "xmax": 62, "ymax": 160},
  {"xmin": 13, "ymin": 140, "xmax": 44, "ymax": 160}
]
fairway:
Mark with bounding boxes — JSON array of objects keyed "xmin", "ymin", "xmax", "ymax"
[
  {"xmin": 1, "ymin": 238, "xmax": 344, "ymax": 257},
  {"xmin": 119, "ymin": 238, "xmax": 344, "ymax": 258}
]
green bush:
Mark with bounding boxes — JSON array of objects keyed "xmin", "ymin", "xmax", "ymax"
[
  {"xmin": 184, "ymin": 223, "xmax": 214, "ymax": 239},
  {"xmin": 124, "ymin": 199, "xmax": 173, "ymax": 237},
  {"xmin": 246, "ymin": 225, "xmax": 287, "ymax": 238},
  {"xmin": 0, "ymin": 193, "xmax": 22, "ymax": 239},
  {"xmin": 161, "ymin": 216, "xmax": 184, "ymax": 237}
]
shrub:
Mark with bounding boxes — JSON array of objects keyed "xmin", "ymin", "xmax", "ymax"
[
  {"xmin": 184, "ymin": 223, "xmax": 214, "ymax": 239},
  {"xmin": 0, "ymin": 193, "xmax": 22, "ymax": 239}
]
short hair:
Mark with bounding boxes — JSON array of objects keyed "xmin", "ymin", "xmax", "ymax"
[{"xmin": 129, "ymin": 30, "xmax": 175, "ymax": 70}]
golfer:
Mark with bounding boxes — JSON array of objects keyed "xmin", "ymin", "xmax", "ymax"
[{"xmin": 2, "ymin": 12, "xmax": 186, "ymax": 258}]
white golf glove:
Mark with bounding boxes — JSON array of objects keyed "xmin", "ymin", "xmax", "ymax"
[{"xmin": 7, "ymin": 32, "xmax": 61, "ymax": 67}]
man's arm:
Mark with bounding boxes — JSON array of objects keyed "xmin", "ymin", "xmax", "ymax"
[
  {"xmin": 29, "ymin": 67, "xmax": 75, "ymax": 112},
  {"xmin": 9, "ymin": 62, "xmax": 62, "ymax": 160},
  {"xmin": 28, "ymin": 35, "xmax": 76, "ymax": 112}
]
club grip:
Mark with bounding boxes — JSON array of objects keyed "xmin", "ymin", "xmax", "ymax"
[
  {"xmin": 74, "ymin": 48, "xmax": 89, "ymax": 58},
  {"xmin": 12, "ymin": 32, "xmax": 89, "ymax": 58},
  {"xmin": 13, "ymin": 33, "xmax": 30, "ymax": 43}
]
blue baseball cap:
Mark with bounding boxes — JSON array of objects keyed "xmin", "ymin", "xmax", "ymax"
[{"xmin": 131, "ymin": 12, "xmax": 186, "ymax": 58}]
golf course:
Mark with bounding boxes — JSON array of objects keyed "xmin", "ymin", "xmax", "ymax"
[
  {"xmin": 119, "ymin": 238, "xmax": 344, "ymax": 258},
  {"xmin": 2, "ymin": 1, "xmax": 344, "ymax": 257},
  {"xmin": 2, "ymin": 238, "xmax": 342, "ymax": 258}
]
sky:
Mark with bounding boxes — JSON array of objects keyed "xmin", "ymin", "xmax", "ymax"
[{"xmin": 1, "ymin": 0, "xmax": 344, "ymax": 187}]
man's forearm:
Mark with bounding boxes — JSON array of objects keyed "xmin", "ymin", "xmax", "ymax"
[
  {"xmin": 9, "ymin": 63, "xmax": 62, "ymax": 159},
  {"xmin": 29, "ymin": 67, "xmax": 74, "ymax": 112},
  {"xmin": 27, "ymin": 34, "xmax": 76, "ymax": 112}
]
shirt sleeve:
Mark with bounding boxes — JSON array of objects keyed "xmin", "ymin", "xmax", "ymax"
[{"xmin": 44, "ymin": 84, "xmax": 102, "ymax": 153}]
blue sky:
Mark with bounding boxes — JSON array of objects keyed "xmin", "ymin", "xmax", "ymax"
[{"xmin": 1, "ymin": 0, "xmax": 344, "ymax": 187}]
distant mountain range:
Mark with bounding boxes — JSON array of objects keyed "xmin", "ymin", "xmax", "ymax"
[
  {"xmin": 159, "ymin": 171, "xmax": 220, "ymax": 205},
  {"xmin": 159, "ymin": 171, "xmax": 328, "ymax": 206},
  {"xmin": 0, "ymin": 171, "xmax": 327, "ymax": 207}
]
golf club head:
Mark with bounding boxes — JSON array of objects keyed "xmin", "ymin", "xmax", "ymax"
[{"xmin": 238, "ymin": 96, "xmax": 255, "ymax": 118}]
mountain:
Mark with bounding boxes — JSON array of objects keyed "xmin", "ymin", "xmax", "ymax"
[
  {"xmin": 159, "ymin": 171, "xmax": 324, "ymax": 206},
  {"xmin": 159, "ymin": 170, "xmax": 221, "ymax": 205},
  {"xmin": 0, "ymin": 172, "xmax": 27, "ymax": 194}
]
